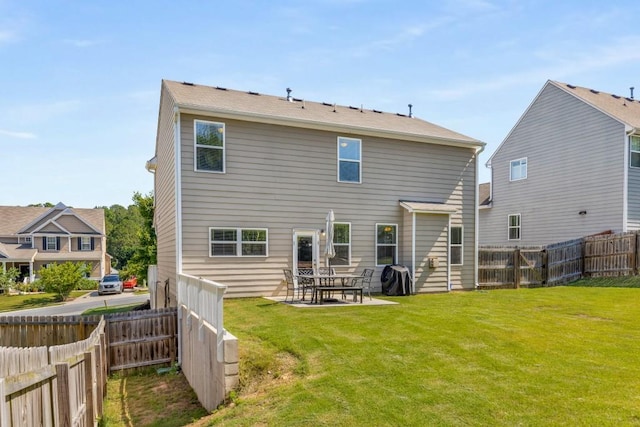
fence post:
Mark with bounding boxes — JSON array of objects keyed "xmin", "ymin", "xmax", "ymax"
[
  {"xmin": 513, "ymin": 248, "xmax": 521, "ymax": 289},
  {"xmin": 84, "ymin": 350, "xmax": 95, "ymax": 426},
  {"xmin": 0, "ymin": 378, "xmax": 9, "ymax": 427},
  {"xmin": 94, "ymin": 343, "xmax": 104, "ymax": 416},
  {"xmin": 55, "ymin": 363, "xmax": 71, "ymax": 427},
  {"xmin": 541, "ymin": 248, "xmax": 548, "ymax": 285},
  {"xmin": 635, "ymin": 232, "xmax": 640, "ymax": 275}
]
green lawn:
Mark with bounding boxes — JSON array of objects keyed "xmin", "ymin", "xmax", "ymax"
[
  {"xmin": 0, "ymin": 290, "xmax": 94, "ymax": 313},
  {"xmin": 206, "ymin": 287, "xmax": 640, "ymax": 426}
]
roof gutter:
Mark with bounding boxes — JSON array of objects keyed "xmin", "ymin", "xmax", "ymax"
[{"xmin": 175, "ymin": 105, "xmax": 485, "ymax": 150}]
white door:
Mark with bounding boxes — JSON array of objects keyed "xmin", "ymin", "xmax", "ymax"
[{"xmin": 293, "ymin": 230, "xmax": 320, "ymax": 274}]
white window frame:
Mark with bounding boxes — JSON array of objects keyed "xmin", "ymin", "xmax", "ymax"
[
  {"xmin": 194, "ymin": 119, "xmax": 226, "ymax": 173},
  {"xmin": 630, "ymin": 136, "xmax": 640, "ymax": 168},
  {"xmin": 80, "ymin": 236, "xmax": 92, "ymax": 251},
  {"xmin": 337, "ymin": 137, "xmax": 362, "ymax": 184},
  {"xmin": 46, "ymin": 236, "xmax": 57, "ymax": 251},
  {"xmin": 510, "ymin": 157, "xmax": 527, "ymax": 181},
  {"xmin": 508, "ymin": 214, "xmax": 521, "ymax": 241},
  {"xmin": 375, "ymin": 223, "xmax": 398, "ymax": 267},
  {"xmin": 450, "ymin": 226, "xmax": 463, "ymax": 266},
  {"xmin": 209, "ymin": 227, "xmax": 268, "ymax": 257},
  {"xmin": 329, "ymin": 222, "xmax": 351, "ymax": 267},
  {"xmin": 19, "ymin": 236, "xmax": 32, "ymax": 244}
]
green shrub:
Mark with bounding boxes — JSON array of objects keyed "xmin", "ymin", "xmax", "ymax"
[{"xmin": 38, "ymin": 262, "xmax": 90, "ymax": 301}]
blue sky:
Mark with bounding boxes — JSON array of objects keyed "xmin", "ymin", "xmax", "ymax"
[{"xmin": 3, "ymin": 0, "xmax": 640, "ymax": 208}]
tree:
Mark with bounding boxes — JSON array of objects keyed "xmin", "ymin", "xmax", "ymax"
[
  {"xmin": 38, "ymin": 262, "xmax": 89, "ymax": 301},
  {"xmin": 101, "ymin": 203, "xmax": 144, "ymax": 270},
  {"xmin": 0, "ymin": 267, "xmax": 19, "ymax": 292},
  {"xmin": 121, "ymin": 192, "xmax": 156, "ymax": 283}
]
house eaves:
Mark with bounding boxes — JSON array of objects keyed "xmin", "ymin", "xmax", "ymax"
[{"xmin": 164, "ymin": 80, "xmax": 485, "ymax": 151}]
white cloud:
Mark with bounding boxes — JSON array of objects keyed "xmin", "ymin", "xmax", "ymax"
[
  {"xmin": 63, "ymin": 38, "xmax": 103, "ymax": 48},
  {"xmin": 428, "ymin": 36, "xmax": 640, "ymax": 100},
  {"xmin": 0, "ymin": 129, "xmax": 36, "ymax": 139}
]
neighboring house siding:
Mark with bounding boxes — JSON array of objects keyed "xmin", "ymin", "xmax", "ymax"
[
  {"xmin": 154, "ymin": 88, "xmax": 178, "ymax": 303},
  {"xmin": 178, "ymin": 114, "xmax": 477, "ymax": 296},
  {"xmin": 481, "ymin": 83, "xmax": 626, "ymax": 246},
  {"xmin": 627, "ymin": 164, "xmax": 640, "ymax": 230}
]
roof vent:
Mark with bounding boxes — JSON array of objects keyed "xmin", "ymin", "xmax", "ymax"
[
  {"xmin": 590, "ymin": 89, "xmax": 599, "ymax": 94},
  {"xmin": 612, "ymin": 94, "xmax": 621, "ymax": 99},
  {"xmin": 373, "ymin": 109, "xmax": 383, "ymax": 114},
  {"xmin": 631, "ymin": 87, "xmax": 635, "ymax": 100},
  {"xmin": 408, "ymin": 104, "xmax": 414, "ymax": 118},
  {"xmin": 216, "ymin": 86, "xmax": 227, "ymax": 91},
  {"xmin": 182, "ymin": 82, "xmax": 194, "ymax": 86},
  {"xmin": 248, "ymin": 91, "xmax": 260, "ymax": 96},
  {"xmin": 566, "ymin": 84, "xmax": 577, "ymax": 89},
  {"xmin": 286, "ymin": 88, "xmax": 292, "ymax": 102}
]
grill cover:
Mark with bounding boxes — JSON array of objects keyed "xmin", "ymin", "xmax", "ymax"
[{"xmin": 381, "ymin": 265, "xmax": 412, "ymax": 296}]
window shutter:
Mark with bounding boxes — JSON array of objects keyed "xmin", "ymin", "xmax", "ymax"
[
  {"xmin": 77, "ymin": 237, "xmax": 81, "ymax": 250},
  {"xmin": 91, "ymin": 237, "xmax": 95, "ymax": 250},
  {"xmin": 56, "ymin": 237, "xmax": 60, "ymax": 251},
  {"xmin": 42, "ymin": 237, "xmax": 46, "ymax": 250}
]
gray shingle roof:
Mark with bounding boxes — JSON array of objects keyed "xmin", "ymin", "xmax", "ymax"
[
  {"xmin": 551, "ymin": 81, "xmax": 640, "ymax": 129},
  {"xmin": 163, "ymin": 80, "xmax": 482, "ymax": 146},
  {"xmin": 0, "ymin": 205, "xmax": 104, "ymax": 236}
]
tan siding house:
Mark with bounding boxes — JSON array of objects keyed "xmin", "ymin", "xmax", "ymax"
[
  {"xmin": 150, "ymin": 80, "xmax": 484, "ymax": 300},
  {"xmin": 0, "ymin": 203, "xmax": 108, "ymax": 282},
  {"xmin": 480, "ymin": 80, "xmax": 640, "ymax": 246}
]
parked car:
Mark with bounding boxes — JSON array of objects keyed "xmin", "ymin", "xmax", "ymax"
[
  {"xmin": 123, "ymin": 276, "xmax": 137, "ymax": 290},
  {"xmin": 98, "ymin": 274, "xmax": 123, "ymax": 295}
]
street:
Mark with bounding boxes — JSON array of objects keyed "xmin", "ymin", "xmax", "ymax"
[{"xmin": 1, "ymin": 291, "xmax": 150, "ymax": 316}]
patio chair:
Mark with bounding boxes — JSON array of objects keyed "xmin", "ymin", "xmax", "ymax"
[
  {"xmin": 317, "ymin": 267, "xmax": 336, "ymax": 286},
  {"xmin": 283, "ymin": 269, "xmax": 297, "ymax": 303},
  {"xmin": 297, "ymin": 268, "xmax": 316, "ymax": 301},
  {"xmin": 350, "ymin": 268, "xmax": 374, "ymax": 300}
]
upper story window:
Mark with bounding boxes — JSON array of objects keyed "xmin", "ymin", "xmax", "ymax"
[
  {"xmin": 376, "ymin": 224, "xmax": 397, "ymax": 266},
  {"xmin": 450, "ymin": 226, "xmax": 463, "ymax": 265},
  {"xmin": 195, "ymin": 120, "xmax": 225, "ymax": 173},
  {"xmin": 210, "ymin": 228, "xmax": 267, "ymax": 257},
  {"xmin": 80, "ymin": 236, "xmax": 93, "ymax": 251},
  {"xmin": 508, "ymin": 214, "xmax": 521, "ymax": 240},
  {"xmin": 631, "ymin": 136, "xmax": 640, "ymax": 168},
  {"xmin": 337, "ymin": 137, "xmax": 361, "ymax": 183},
  {"xmin": 45, "ymin": 236, "xmax": 59, "ymax": 251},
  {"xmin": 19, "ymin": 236, "xmax": 32, "ymax": 244},
  {"xmin": 510, "ymin": 158, "xmax": 527, "ymax": 181},
  {"xmin": 330, "ymin": 223, "xmax": 351, "ymax": 266}
]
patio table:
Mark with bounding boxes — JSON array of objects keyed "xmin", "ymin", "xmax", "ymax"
[{"xmin": 295, "ymin": 273, "xmax": 362, "ymax": 304}]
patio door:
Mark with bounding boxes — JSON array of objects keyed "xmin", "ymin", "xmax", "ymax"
[{"xmin": 293, "ymin": 230, "xmax": 320, "ymax": 274}]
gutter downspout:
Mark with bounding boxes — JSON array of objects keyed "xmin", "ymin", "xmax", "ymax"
[
  {"xmin": 623, "ymin": 127, "xmax": 635, "ymax": 232},
  {"xmin": 475, "ymin": 144, "xmax": 486, "ymax": 289},
  {"xmin": 174, "ymin": 106, "xmax": 183, "ymax": 367},
  {"xmin": 412, "ymin": 212, "xmax": 416, "ymax": 294}
]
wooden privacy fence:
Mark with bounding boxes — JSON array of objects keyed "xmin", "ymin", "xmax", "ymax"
[
  {"xmin": 479, "ymin": 231, "xmax": 640, "ymax": 289},
  {"xmin": 0, "ymin": 318, "xmax": 107, "ymax": 427}
]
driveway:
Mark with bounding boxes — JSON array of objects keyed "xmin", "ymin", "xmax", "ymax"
[{"xmin": 1, "ymin": 290, "xmax": 150, "ymax": 317}]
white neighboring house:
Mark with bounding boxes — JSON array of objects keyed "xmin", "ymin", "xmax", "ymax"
[
  {"xmin": 148, "ymin": 80, "xmax": 485, "ymax": 301},
  {"xmin": 480, "ymin": 80, "xmax": 640, "ymax": 246}
]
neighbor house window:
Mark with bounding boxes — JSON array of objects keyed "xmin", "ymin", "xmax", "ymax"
[
  {"xmin": 45, "ymin": 236, "xmax": 58, "ymax": 251},
  {"xmin": 19, "ymin": 236, "xmax": 32, "ymax": 244},
  {"xmin": 338, "ymin": 137, "xmax": 361, "ymax": 183},
  {"xmin": 450, "ymin": 226, "xmax": 463, "ymax": 265},
  {"xmin": 80, "ymin": 237, "xmax": 92, "ymax": 251},
  {"xmin": 209, "ymin": 228, "xmax": 267, "ymax": 257},
  {"xmin": 330, "ymin": 223, "xmax": 351, "ymax": 266},
  {"xmin": 508, "ymin": 214, "xmax": 521, "ymax": 240},
  {"xmin": 195, "ymin": 120, "xmax": 225, "ymax": 172},
  {"xmin": 510, "ymin": 158, "xmax": 527, "ymax": 181},
  {"xmin": 376, "ymin": 224, "xmax": 397, "ymax": 266},
  {"xmin": 631, "ymin": 136, "xmax": 640, "ymax": 168}
]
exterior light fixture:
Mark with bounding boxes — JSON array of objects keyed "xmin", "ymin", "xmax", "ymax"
[{"xmin": 579, "ymin": 210, "xmax": 587, "ymax": 216}]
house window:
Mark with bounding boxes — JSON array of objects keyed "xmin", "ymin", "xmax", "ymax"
[
  {"xmin": 195, "ymin": 120, "xmax": 225, "ymax": 172},
  {"xmin": 338, "ymin": 137, "xmax": 361, "ymax": 183},
  {"xmin": 80, "ymin": 237, "xmax": 92, "ymax": 251},
  {"xmin": 45, "ymin": 236, "xmax": 58, "ymax": 251},
  {"xmin": 209, "ymin": 228, "xmax": 267, "ymax": 257},
  {"xmin": 330, "ymin": 223, "xmax": 351, "ymax": 266},
  {"xmin": 631, "ymin": 136, "xmax": 640, "ymax": 168},
  {"xmin": 19, "ymin": 236, "xmax": 32, "ymax": 244},
  {"xmin": 450, "ymin": 226, "xmax": 463, "ymax": 265},
  {"xmin": 510, "ymin": 158, "xmax": 527, "ymax": 181},
  {"xmin": 376, "ymin": 224, "xmax": 397, "ymax": 266},
  {"xmin": 508, "ymin": 214, "xmax": 521, "ymax": 240}
]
